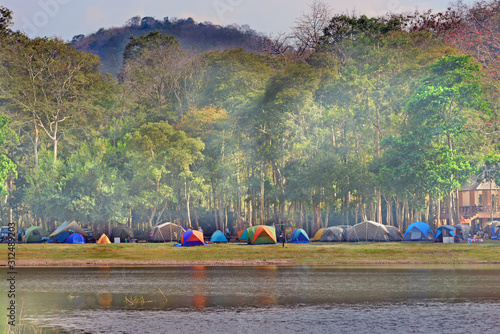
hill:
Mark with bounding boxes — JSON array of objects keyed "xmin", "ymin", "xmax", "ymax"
[{"xmin": 70, "ymin": 16, "xmax": 266, "ymax": 76}]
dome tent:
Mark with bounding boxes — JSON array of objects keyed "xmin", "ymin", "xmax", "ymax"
[
  {"xmin": 111, "ymin": 225, "xmax": 134, "ymax": 242},
  {"xmin": 246, "ymin": 225, "xmax": 277, "ymax": 245},
  {"xmin": 435, "ymin": 225, "xmax": 456, "ymax": 242},
  {"xmin": 237, "ymin": 229, "xmax": 248, "ymax": 242},
  {"xmin": 66, "ymin": 233, "xmax": 86, "ymax": 244},
  {"xmin": 403, "ymin": 222, "xmax": 434, "ymax": 242},
  {"xmin": 290, "ymin": 228, "xmax": 310, "ymax": 243},
  {"xmin": 181, "ymin": 229, "xmax": 205, "ymax": 246},
  {"xmin": 24, "ymin": 226, "xmax": 49, "ymax": 243},
  {"xmin": 210, "ymin": 230, "xmax": 228, "ymax": 243},
  {"xmin": 150, "ymin": 222, "xmax": 185, "ymax": 242},
  {"xmin": 346, "ymin": 221, "xmax": 390, "ymax": 242},
  {"xmin": 311, "ymin": 228, "xmax": 326, "ymax": 242},
  {"xmin": 455, "ymin": 224, "xmax": 471, "ymax": 240},
  {"xmin": 319, "ymin": 226, "xmax": 346, "ymax": 242},
  {"xmin": 96, "ymin": 234, "xmax": 111, "ymax": 245},
  {"xmin": 385, "ymin": 226, "xmax": 403, "ymax": 242}
]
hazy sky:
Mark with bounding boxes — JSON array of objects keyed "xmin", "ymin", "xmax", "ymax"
[{"xmin": 4, "ymin": 0, "xmax": 467, "ymax": 41}]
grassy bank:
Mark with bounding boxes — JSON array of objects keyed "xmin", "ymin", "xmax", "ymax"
[{"xmin": 3, "ymin": 241, "xmax": 500, "ymax": 266}]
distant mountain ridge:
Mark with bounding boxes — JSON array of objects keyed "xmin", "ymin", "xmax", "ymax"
[{"xmin": 70, "ymin": 16, "xmax": 266, "ymax": 76}]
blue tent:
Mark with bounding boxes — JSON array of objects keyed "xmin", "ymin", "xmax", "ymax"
[
  {"xmin": 290, "ymin": 228, "xmax": 310, "ymax": 243},
  {"xmin": 237, "ymin": 229, "xmax": 248, "ymax": 242},
  {"xmin": 210, "ymin": 230, "xmax": 228, "ymax": 243},
  {"xmin": 403, "ymin": 222, "xmax": 435, "ymax": 242},
  {"xmin": 53, "ymin": 230, "xmax": 72, "ymax": 243},
  {"xmin": 66, "ymin": 233, "xmax": 86, "ymax": 244},
  {"xmin": 435, "ymin": 225, "xmax": 456, "ymax": 242}
]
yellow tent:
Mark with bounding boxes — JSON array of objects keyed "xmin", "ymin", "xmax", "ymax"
[
  {"xmin": 96, "ymin": 234, "xmax": 111, "ymax": 245},
  {"xmin": 311, "ymin": 228, "xmax": 326, "ymax": 241}
]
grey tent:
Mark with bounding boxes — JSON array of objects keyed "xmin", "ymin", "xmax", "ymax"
[
  {"xmin": 346, "ymin": 221, "xmax": 390, "ymax": 242},
  {"xmin": 385, "ymin": 226, "xmax": 403, "ymax": 241},
  {"xmin": 49, "ymin": 221, "xmax": 88, "ymax": 238},
  {"xmin": 320, "ymin": 226, "xmax": 346, "ymax": 242},
  {"xmin": 455, "ymin": 224, "xmax": 471, "ymax": 240},
  {"xmin": 149, "ymin": 222, "xmax": 185, "ymax": 242},
  {"xmin": 111, "ymin": 225, "xmax": 134, "ymax": 242}
]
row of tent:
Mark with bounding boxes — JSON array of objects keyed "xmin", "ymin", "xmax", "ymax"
[
  {"xmin": 22, "ymin": 219, "xmax": 497, "ymax": 245},
  {"xmin": 21, "ymin": 221, "xmax": 135, "ymax": 244},
  {"xmin": 310, "ymin": 222, "xmax": 403, "ymax": 242},
  {"xmin": 309, "ymin": 221, "xmax": 475, "ymax": 243}
]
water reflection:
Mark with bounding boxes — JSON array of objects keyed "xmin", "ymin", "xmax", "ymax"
[
  {"xmin": 192, "ymin": 265, "xmax": 206, "ymax": 309},
  {"xmin": 3, "ymin": 265, "xmax": 500, "ymax": 333}
]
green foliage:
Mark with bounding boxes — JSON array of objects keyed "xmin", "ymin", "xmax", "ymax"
[
  {"xmin": 0, "ymin": 116, "xmax": 16, "ymax": 195},
  {"xmin": 123, "ymin": 30, "xmax": 180, "ymax": 62},
  {"xmin": 2, "ymin": 12, "xmax": 499, "ymax": 231},
  {"xmin": 0, "ymin": 6, "xmax": 12, "ymax": 35}
]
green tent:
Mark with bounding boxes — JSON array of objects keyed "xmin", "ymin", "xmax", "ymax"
[
  {"xmin": 246, "ymin": 225, "xmax": 277, "ymax": 245},
  {"xmin": 25, "ymin": 226, "xmax": 49, "ymax": 243},
  {"xmin": 111, "ymin": 225, "xmax": 134, "ymax": 242}
]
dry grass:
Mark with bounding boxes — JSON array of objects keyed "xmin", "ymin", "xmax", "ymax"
[{"xmin": 3, "ymin": 241, "xmax": 500, "ymax": 266}]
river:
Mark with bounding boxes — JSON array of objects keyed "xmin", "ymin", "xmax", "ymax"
[{"xmin": 2, "ymin": 265, "xmax": 500, "ymax": 333}]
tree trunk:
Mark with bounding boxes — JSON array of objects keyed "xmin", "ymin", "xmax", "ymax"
[
  {"xmin": 425, "ymin": 194, "xmax": 430, "ymax": 223},
  {"xmin": 324, "ymin": 204, "xmax": 329, "ymax": 228},
  {"xmin": 447, "ymin": 192, "xmax": 453, "ymax": 225},
  {"xmin": 436, "ymin": 199, "xmax": 441, "ymax": 227},
  {"xmin": 185, "ymin": 180, "xmax": 191, "ymax": 228},
  {"xmin": 376, "ymin": 188, "xmax": 382, "ymax": 224},
  {"xmin": 34, "ymin": 121, "xmax": 39, "ymax": 171},
  {"xmin": 313, "ymin": 201, "xmax": 320, "ymax": 234},
  {"xmin": 260, "ymin": 168, "xmax": 265, "ymax": 225},
  {"xmin": 213, "ymin": 185, "xmax": 218, "ymax": 231},
  {"xmin": 385, "ymin": 197, "xmax": 392, "ymax": 226}
]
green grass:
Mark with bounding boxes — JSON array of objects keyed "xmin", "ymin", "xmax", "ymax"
[{"xmin": 3, "ymin": 241, "xmax": 500, "ymax": 265}]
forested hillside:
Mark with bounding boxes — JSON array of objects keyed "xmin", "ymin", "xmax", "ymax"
[
  {"xmin": 1, "ymin": 1, "xmax": 500, "ymax": 237},
  {"xmin": 70, "ymin": 16, "xmax": 265, "ymax": 76}
]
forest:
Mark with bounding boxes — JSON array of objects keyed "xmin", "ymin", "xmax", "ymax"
[{"xmin": 1, "ymin": 1, "xmax": 500, "ymax": 237}]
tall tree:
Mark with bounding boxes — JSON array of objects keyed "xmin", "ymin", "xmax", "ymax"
[{"xmin": 0, "ymin": 35, "xmax": 105, "ymax": 165}]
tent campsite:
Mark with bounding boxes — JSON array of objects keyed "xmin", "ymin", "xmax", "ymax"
[
  {"xmin": 319, "ymin": 226, "xmax": 346, "ymax": 242},
  {"xmin": 50, "ymin": 221, "xmax": 87, "ymax": 243},
  {"xmin": 246, "ymin": 225, "xmax": 277, "ymax": 245},
  {"xmin": 290, "ymin": 228, "xmax": 310, "ymax": 243},
  {"xmin": 483, "ymin": 221, "xmax": 500, "ymax": 237},
  {"xmin": 24, "ymin": 226, "xmax": 49, "ymax": 243},
  {"xmin": 210, "ymin": 230, "xmax": 228, "ymax": 243},
  {"xmin": 150, "ymin": 222, "xmax": 185, "ymax": 242},
  {"xmin": 96, "ymin": 234, "xmax": 111, "ymax": 245},
  {"xmin": 403, "ymin": 222, "xmax": 435, "ymax": 242},
  {"xmin": 346, "ymin": 221, "xmax": 390, "ymax": 242}
]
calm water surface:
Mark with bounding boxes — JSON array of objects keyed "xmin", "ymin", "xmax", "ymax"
[{"xmin": 3, "ymin": 265, "xmax": 500, "ymax": 333}]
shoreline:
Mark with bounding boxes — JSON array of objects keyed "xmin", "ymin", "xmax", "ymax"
[{"xmin": 8, "ymin": 259, "xmax": 500, "ymax": 267}]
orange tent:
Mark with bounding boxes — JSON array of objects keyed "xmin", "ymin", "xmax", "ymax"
[
  {"xmin": 247, "ymin": 225, "xmax": 277, "ymax": 245},
  {"xmin": 237, "ymin": 229, "xmax": 248, "ymax": 242},
  {"xmin": 96, "ymin": 234, "xmax": 111, "ymax": 245},
  {"xmin": 181, "ymin": 230, "xmax": 205, "ymax": 246}
]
